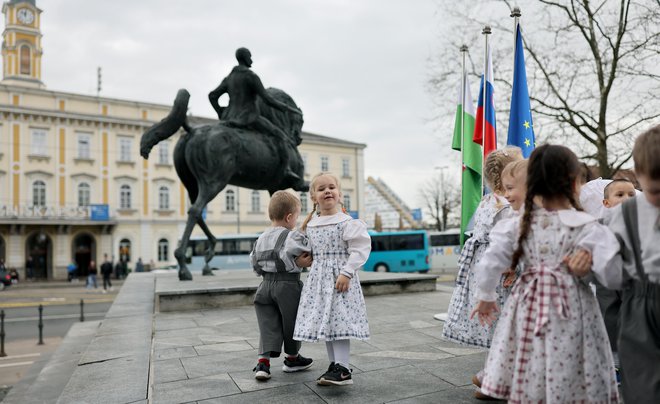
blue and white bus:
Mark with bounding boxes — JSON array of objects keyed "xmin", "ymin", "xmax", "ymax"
[
  {"xmin": 184, "ymin": 234, "xmax": 260, "ymax": 271},
  {"xmin": 428, "ymin": 229, "xmax": 461, "ymax": 271},
  {"xmin": 363, "ymin": 230, "xmax": 430, "ymax": 273}
]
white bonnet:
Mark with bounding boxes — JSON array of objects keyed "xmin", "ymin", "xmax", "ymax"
[{"xmin": 579, "ymin": 178, "xmax": 612, "ymax": 218}]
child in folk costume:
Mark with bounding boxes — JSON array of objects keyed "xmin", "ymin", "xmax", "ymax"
[
  {"xmin": 250, "ymin": 191, "xmax": 314, "ymax": 381},
  {"xmin": 442, "ymin": 146, "xmax": 523, "ymax": 349},
  {"xmin": 292, "ymin": 172, "xmax": 371, "ymax": 386},
  {"xmin": 472, "ymin": 144, "xmax": 620, "ymax": 403},
  {"xmin": 605, "ymin": 125, "xmax": 660, "ymax": 403}
]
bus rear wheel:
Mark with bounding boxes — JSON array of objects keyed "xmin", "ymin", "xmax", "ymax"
[{"xmin": 375, "ymin": 264, "xmax": 389, "ymax": 273}]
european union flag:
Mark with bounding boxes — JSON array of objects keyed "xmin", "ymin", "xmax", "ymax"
[{"xmin": 507, "ymin": 24, "xmax": 535, "ymax": 158}]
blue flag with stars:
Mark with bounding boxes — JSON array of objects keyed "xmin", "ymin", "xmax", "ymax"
[{"xmin": 507, "ymin": 24, "xmax": 535, "ymax": 158}]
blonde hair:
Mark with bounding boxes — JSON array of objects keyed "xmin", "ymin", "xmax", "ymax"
[
  {"xmin": 502, "ymin": 159, "xmax": 528, "ymax": 182},
  {"xmin": 301, "ymin": 172, "xmax": 342, "ymax": 231},
  {"xmin": 633, "ymin": 124, "xmax": 660, "ymax": 179},
  {"xmin": 484, "ymin": 146, "xmax": 523, "ymax": 193},
  {"xmin": 268, "ymin": 191, "xmax": 300, "ymax": 221}
]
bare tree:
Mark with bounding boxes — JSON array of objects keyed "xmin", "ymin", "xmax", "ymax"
[
  {"xmin": 419, "ymin": 173, "xmax": 460, "ymax": 231},
  {"xmin": 429, "ymin": 0, "xmax": 660, "ymax": 178}
]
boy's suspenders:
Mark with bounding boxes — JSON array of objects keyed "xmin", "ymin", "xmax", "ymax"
[
  {"xmin": 254, "ymin": 229, "xmax": 291, "ymax": 273},
  {"xmin": 621, "ymin": 198, "xmax": 647, "ymax": 282}
]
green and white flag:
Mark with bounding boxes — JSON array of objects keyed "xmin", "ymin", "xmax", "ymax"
[{"xmin": 452, "ymin": 72, "xmax": 482, "ymax": 246}]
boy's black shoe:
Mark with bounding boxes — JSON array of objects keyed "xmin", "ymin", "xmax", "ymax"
[
  {"xmin": 253, "ymin": 361, "xmax": 271, "ymax": 381},
  {"xmin": 282, "ymin": 354, "xmax": 313, "ymax": 372},
  {"xmin": 317, "ymin": 363, "xmax": 353, "ymax": 386}
]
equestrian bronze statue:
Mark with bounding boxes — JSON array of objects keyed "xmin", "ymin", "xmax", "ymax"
[{"xmin": 140, "ymin": 48, "xmax": 308, "ymax": 280}]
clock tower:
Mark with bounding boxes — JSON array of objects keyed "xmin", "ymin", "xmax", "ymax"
[{"xmin": 1, "ymin": 0, "xmax": 43, "ymax": 87}]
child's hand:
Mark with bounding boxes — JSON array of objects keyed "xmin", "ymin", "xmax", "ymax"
[
  {"xmin": 295, "ymin": 252, "xmax": 312, "ymax": 268},
  {"xmin": 335, "ymin": 274, "xmax": 350, "ymax": 293},
  {"xmin": 470, "ymin": 301, "xmax": 499, "ymax": 327},
  {"xmin": 563, "ymin": 249, "xmax": 592, "ymax": 277}
]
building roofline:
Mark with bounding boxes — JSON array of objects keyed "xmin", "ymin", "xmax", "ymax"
[{"xmin": 0, "ymin": 83, "xmax": 173, "ymax": 110}]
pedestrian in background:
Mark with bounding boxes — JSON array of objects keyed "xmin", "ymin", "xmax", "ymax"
[
  {"xmin": 135, "ymin": 258, "xmax": 144, "ymax": 273},
  {"xmin": 67, "ymin": 260, "xmax": 77, "ymax": 282},
  {"xmin": 25, "ymin": 256, "xmax": 34, "ymax": 281},
  {"xmin": 100, "ymin": 254, "xmax": 113, "ymax": 293},
  {"xmin": 87, "ymin": 260, "xmax": 98, "ymax": 289},
  {"xmin": 114, "ymin": 259, "xmax": 122, "ymax": 280}
]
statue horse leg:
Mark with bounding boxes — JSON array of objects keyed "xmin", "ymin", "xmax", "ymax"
[
  {"xmin": 174, "ymin": 188, "xmax": 217, "ymax": 280},
  {"xmin": 195, "ymin": 218, "xmax": 216, "ymax": 276}
]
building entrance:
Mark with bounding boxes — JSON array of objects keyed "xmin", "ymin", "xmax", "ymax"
[
  {"xmin": 73, "ymin": 233, "xmax": 96, "ymax": 277},
  {"xmin": 26, "ymin": 232, "xmax": 52, "ymax": 279}
]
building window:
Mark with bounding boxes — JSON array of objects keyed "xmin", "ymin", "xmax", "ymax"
[
  {"xmin": 225, "ymin": 189, "xmax": 235, "ymax": 212},
  {"xmin": 251, "ymin": 191, "xmax": 261, "ymax": 212},
  {"xmin": 118, "ymin": 137, "xmax": 132, "ymax": 162},
  {"xmin": 78, "ymin": 183, "xmax": 90, "ymax": 207},
  {"xmin": 77, "ymin": 133, "xmax": 91, "ymax": 159},
  {"xmin": 342, "ymin": 158, "xmax": 350, "ymax": 177},
  {"xmin": 20, "ymin": 45, "xmax": 30, "ymax": 75},
  {"xmin": 343, "ymin": 194, "xmax": 351, "ymax": 211},
  {"xmin": 300, "ymin": 192, "xmax": 308, "ymax": 213},
  {"xmin": 302, "ymin": 154, "xmax": 308, "ymax": 175},
  {"xmin": 158, "ymin": 186, "xmax": 170, "ymax": 210},
  {"xmin": 321, "ymin": 156, "xmax": 329, "ymax": 172},
  {"xmin": 120, "ymin": 184, "xmax": 131, "ymax": 209},
  {"xmin": 158, "ymin": 239, "xmax": 169, "ymax": 262},
  {"xmin": 31, "ymin": 129, "xmax": 47, "ymax": 156},
  {"xmin": 158, "ymin": 141, "xmax": 169, "ymax": 165},
  {"xmin": 33, "ymin": 180, "xmax": 46, "ymax": 207}
]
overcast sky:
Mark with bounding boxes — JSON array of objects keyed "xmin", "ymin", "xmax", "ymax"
[{"xmin": 32, "ymin": 0, "xmax": 465, "ymax": 209}]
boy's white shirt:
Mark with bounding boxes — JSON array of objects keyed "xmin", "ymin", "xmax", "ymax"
[{"xmin": 606, "ymin": 193, "xmax": 660, "ymax": 286}]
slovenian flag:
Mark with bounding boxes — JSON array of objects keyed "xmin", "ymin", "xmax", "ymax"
[
  {"xmin": 473, "ymin": 43, "xmax": 497, "ymax": 157},
  {"xmin": 507, "ymin": 24, "xmax": 535, "ymax": 157}
]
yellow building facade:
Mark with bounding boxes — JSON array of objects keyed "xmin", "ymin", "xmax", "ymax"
[{"xmin": 0, "ymin": 0, "xmax": 366, "ymax": 280}]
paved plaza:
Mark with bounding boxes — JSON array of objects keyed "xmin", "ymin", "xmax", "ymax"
[{"xmin": 4, "ymin": 272, "xmax": 496, "ymax": 403}]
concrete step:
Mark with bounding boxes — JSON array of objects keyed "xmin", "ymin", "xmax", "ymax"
[{"xmin": 3, "ymin": 320, "xmax": 101, "ymax": 404}]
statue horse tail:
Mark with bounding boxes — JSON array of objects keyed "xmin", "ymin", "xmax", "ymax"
[{"xmin": 140, "ymin": 89, "xmax": 191, "ymax": 159}]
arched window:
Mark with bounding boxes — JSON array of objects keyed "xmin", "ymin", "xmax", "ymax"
[
  {"xmin": 158, "ymin": 238, "xmax": 168, "ymax": 262},
  {"xmin": 120, "ymin": 185, "xmax": 131, "ymax": 209},
  {"xmin": 33, "ymin": 180, "xmax": 46, "ymax": 207},
  {"xmin": 225, "ymin": 189, "xmax": 235, "ymax": 212},
  {"xmin": 251, "ymin": 191, "xmax": 261, "ymax": 212},
  {"xmin": 78, "ymin": 183, "xmax": 90, "ymax": 207},
  {"xmin": 300, "ymin": 192, "xmax": 308, "ymax": 213},
  {"xmin": 20, "ymin": 45, "xmax": 31, "ymax": 75},
  {"xmin": 343, "ymin": 194, "xmax": 351, "ymax": 211},
  {"xmin": 158, "ymin": 186, "xmax": 169, "ymax": 210},
  {"xmin": 119, "ymin": 238, "xmax": 131, "ymax": 263}
]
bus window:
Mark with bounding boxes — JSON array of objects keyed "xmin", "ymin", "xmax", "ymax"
[
  {"xmin": 391, "ymin": 234, "xmax": 424, "ymax": 250},
  {"xmin": 364, "ymin": 231, "xmax": 430, "ymax": 273}
]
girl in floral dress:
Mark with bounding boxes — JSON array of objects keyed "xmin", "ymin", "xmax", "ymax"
[
  {"xmin": 292, "ymin": 172, "xmax": 371, "ymax": 386},
  {"xmin": 442, "ymin": 147, "xmax": 522, "ymax": 349},
  {"xmin": 472, "ymin": 144, "xmax": 620, "ymax": 403}
]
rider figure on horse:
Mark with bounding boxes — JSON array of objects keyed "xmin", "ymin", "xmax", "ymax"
[{"xmin": 209, "ymin": 47, "xmax": 304, "ymax": 183}]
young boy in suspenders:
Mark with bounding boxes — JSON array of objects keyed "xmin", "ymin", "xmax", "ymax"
[
  {"xmin": 606, "ymin": 124, "xmax": 660, "ymax": 403},
  {"xmin": 250, "ymin": 191, "xmax": 314, "ymax": 380}
]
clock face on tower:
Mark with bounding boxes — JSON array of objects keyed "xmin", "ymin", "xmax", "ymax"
[{"xmin": 17, "ymin": 8, "xmax": 35, "ymax": 25}]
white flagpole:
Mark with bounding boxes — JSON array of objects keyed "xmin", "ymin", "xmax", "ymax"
[
  {"xmin": 511, "ymin": 6, "xmax": 521, "ymax": 55},
  {"xmin": 460, "ymin": 44, "xmax": 468, "ymax": 236},
  {"xmin": 481, "ymin": 25, "xmax": 491, "ymax": 194}
]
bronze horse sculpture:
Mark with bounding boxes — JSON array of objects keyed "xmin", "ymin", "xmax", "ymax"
[{"xmin": 140, "ymin": 88, "xmax": 308, "ymax": 280}]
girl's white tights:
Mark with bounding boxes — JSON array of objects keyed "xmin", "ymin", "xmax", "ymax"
[{"xmin": 325, "ymin": 339, "xmax": 350, "ymax": 369}]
